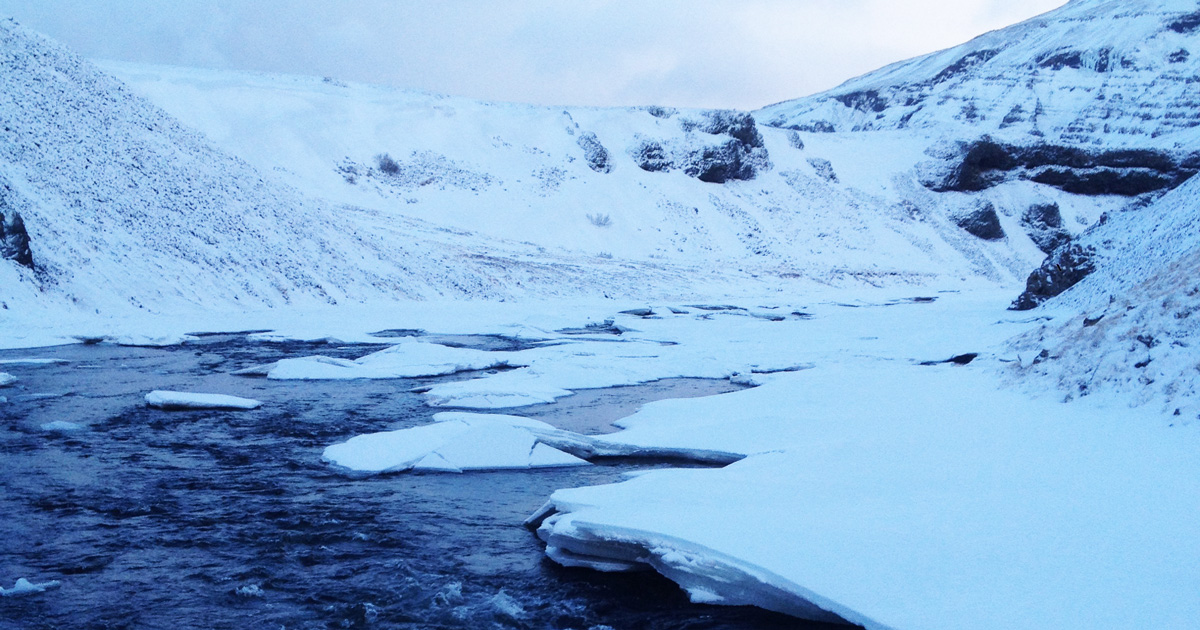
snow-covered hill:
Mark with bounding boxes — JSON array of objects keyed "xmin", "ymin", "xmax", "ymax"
[
  {"xmin": 761, "ymin": 0, "xmax": 1200, "ymax": 147},
  {"xmin": 1008, "ymin": 171, "xmax": 1200, "ymax": 416},
  {"xmin": 103, "ymin": 62, "xmax": 1087, "ymax": 292},
  {"xmin": 0, "ymin": 17, "xmax": 774, "ymax": 324}
]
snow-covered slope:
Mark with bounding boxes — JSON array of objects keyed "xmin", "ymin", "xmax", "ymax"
[
  {"xmin": 103, "ymin": 62, "xmax": 1079, "ymax": 291},
  {"xmin": 761, "ymin": 0, "xmax": 1200, "ymax": 147},
  {"xmin": 1008, "ymin": 172, "xmax": 1200, "ymax": 415},
  {"xmin": 103, "ymin": 1, "xmax": 1200, "ymax": 304},
  {"xmin": 0, "ymin": 17, "xmax": 772, "ymax": 322}
]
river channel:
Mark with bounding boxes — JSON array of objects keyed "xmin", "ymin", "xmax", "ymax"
[{"xmin": 0, "ymin": 335, "xmax": 842, "ymax": 629}]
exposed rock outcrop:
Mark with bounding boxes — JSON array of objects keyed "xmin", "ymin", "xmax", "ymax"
[
  {"xmin": 631, "ymin": 110, "xmax": 770, "ymax": 184},
  {"xmin": 576, "ymin": 132, "xmax": 612, "ymax": 174},
  {"xmin": 1010, "ymin": 243, "xmax": 1097, "ymax": 310},
  {"xmin": 1021, "ymin": 203, "xmax": 1072, "ymax": 254},
  {"xmin": 953, "ymin": 201, "xmax": 1005, "ymax": 241},
  {"xmin": 0, "ymin": 211, "xmax": 33, "ymax": 268},
  {"xmin": 925, "ymin": 138, "xmax": 1198, "ymax": 197}
]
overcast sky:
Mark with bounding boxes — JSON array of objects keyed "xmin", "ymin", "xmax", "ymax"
[{"xmin": 0, "ymin": 0, "xmax": 1068, "ymax": 109}]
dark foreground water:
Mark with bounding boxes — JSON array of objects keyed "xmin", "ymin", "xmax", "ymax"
[{"xmin": 0, "ymin": 337, "xmax": 841, "ymax": 630}]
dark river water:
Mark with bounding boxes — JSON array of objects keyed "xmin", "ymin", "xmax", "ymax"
[{"xmin": 0, "ymin": 336, "xmax": 841, "ymax": 630}]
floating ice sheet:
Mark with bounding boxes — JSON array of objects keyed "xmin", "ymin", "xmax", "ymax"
[
  {"xmin": 322, "ymin": 413, "xmax": 589, "ymax": 473},
  {"xmin": 144, "ymin": 390, "xmax": 263, "ymax": 410},
  {"xmin": 257, "ymin": 338, "xmax": 525, "ymax": 380},
  {"xmin": 0, "ymin": 578, "xmax": 61, "ymax": 597},
  {"xmin": 0, "ymin": 358, "xmax": 69, "ymax": 366}
]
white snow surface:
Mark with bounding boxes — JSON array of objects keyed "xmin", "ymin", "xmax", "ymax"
[
  {"xmin": 102, "ymin": 59, "xmax": 1074, "ymax": 295},
  {"xmin": 144, "ymin": 390, "xmax": 263, "ymax": 410},
  {"xmin": 322, "ymin": 412, "xmax": 589, "ymax": 474},
  {"xmin": 530, "ymin": 295, "xmax": 1200, "ymax": 630},
  {"xmin": 0, "ymin": 17, "xmax": 768, "ymax": 331}
]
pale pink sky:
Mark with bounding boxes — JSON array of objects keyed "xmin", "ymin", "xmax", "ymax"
[{"xmin": 0, "ymin": 0, "xmax": 1069, "ymax": 109}]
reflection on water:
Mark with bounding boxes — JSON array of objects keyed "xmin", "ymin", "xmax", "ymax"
[{"xmin": 0, "ymin": 337, "xmax": 837, "ymax": 629}]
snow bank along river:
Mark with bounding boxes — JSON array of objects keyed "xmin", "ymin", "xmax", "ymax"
[
  {"xmin": 3, "ymin": 293, "xmax": 1195, "ymax": 630},
  {"xmin": 0, "ymin": 334, "xmax": 836, "ymax": 630}
]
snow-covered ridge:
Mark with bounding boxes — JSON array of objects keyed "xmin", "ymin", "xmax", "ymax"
[
  {"xmin": 1008, "ymin": 171, "xmax": 1200, "ymax": 414},
  {"xmin": 103, "ymin": 60, "xmax": 1081, "ymax": 294},
  {"xmin": 760, "ymin": 0, "xmax": 1200, "ymax": 147},
  {"xmin": 0, "ymin": 17, "xmax": 778, "ymax": 323}
]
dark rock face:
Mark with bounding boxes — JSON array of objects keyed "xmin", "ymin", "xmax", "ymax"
[
  {"xmin": 576, "ymin": 132, "xmax": 612, "ymax": 173},
  {"xmin": 1021, "ymin": 203, "xmax": 1071, "ymax": 254},
  {"xmin": 1010, "ymin": 243, "xmax": 1097, "ymax": 310},
  {"xmin": 632, "ymin": 140, "xmax": 672, "ymax": 173},
  {"xmin": 932, "ymin": 49, "xmax": 1001, "ymax": 84},
  {"xmin": 1035, "ymin": 47, "xmax": 1114, "ymax": 72},
  {"xmin": 953, "ymin": 201, "xmax": 1005, "ymax": 240},
  {"xmin": 0, "ymin": 211, "xmax": 33, "ymax": 269},
  {"xmin": 806, "ymin": 158, "xmax": 838, "ymax": 183},
  {"xmin": 643, "ymin": 106, "xmax": 676, "ymax": 119},
  {"xmin": 684, "ymin": 139, "xmax": 758, "ymax": 184},
  {"xmin": 779, "ymin": 120, "xmax": 837, "ymax": 133},
  {"xmin": 632, "ymin": 110, "xmax": 770, "ymax": 183},
  {"xmin": 928, "ymin": 138, "xmax": 1199, "ymax": 196},
  {"xmin": 787, "ymin": 131, "xmax": 805, "ymax": 150},
  {"xmin": 834, "ymin": 90, "xmax": 888, "ymax": 114},
  {"xmin": 375, "ymin": 153, "xmax": 400, "ymax": 175},
  {"xmin": 1167, "ymin": 11, "xmax": 1200, "ymax": 34}
]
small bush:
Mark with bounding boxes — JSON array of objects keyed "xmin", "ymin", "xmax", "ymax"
[
  {"xmin": 375, "ymin": 153, "xmax": 401, "ymax": 175},
  {"xmin": 587, "ymin": 213, "xmax": 612, "ymax": 228}
]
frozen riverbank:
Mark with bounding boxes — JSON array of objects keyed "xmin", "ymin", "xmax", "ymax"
[{"xmin": 3, "ymin": 289, "xmax": 1193, "ymax": 629}]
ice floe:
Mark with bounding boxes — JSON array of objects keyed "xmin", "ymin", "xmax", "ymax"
[
  {"xmin": 322, "ymin": 413, "xmax": 589, "ymax": 474},
  {"xmin": 0, "ymin": 578, "xmax": 61, "ymax": 597},
  {"xmin": 0, "ymin": 372, "xmax": 15, "ymax": 387},
  {"xmin": 324, "ymin": 410, "xmax": 743, "ymax": 475},
  {"xmin": 242, "ymin": 337, "xmax": 526, "ymax": 380},
  {"xmin": 40, "ymin": 420, "xmax": 85, "ymax": 432},
  {"xmin": 144, "ymin": 390, "xmax": 263, "ymax": 410},
  {"xmin": 0, "ymin": 358, "xmax": 69, "ymax": 366}
]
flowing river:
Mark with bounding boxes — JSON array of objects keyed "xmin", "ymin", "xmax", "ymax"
[{"xmin": 0, "ymin": 336, "xmax": 841, "ymax": 629}]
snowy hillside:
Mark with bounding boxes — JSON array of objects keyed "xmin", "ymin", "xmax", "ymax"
[
  {"xmin": 761, "ymin": 0, "xmax": 1200, "ymax": 146},
  {"xmin": 0, "ymin": 17, "xmax": 783, "ymax": 324},
  {"xmin": 1008, "ymin": 172, "xmax": 1200, "ymax": 416},
  {"xmin": 759, "ymin": 0, "xmax": 1200, "ymax": 256},
  {"xmin": 103, "ymin": 62, "xmax": 1088, "ymax": 291}
]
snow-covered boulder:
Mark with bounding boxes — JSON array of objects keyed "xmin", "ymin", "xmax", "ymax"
[{"xmin": 144, "ymin": 390, "xmax": 262, "ymax": 410}]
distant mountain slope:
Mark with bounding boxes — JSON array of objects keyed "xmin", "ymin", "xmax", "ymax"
[
  {"xmin": 0, "ymin": 18, "xmax": 754, "ymax": 318},
  {"xmin": 760, "ymin": 0, "xmax": 1200, "ymax": 146},
  {"xmin": 104, "ymin": 61, "xmax": 1102, "ymax": 291}
]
